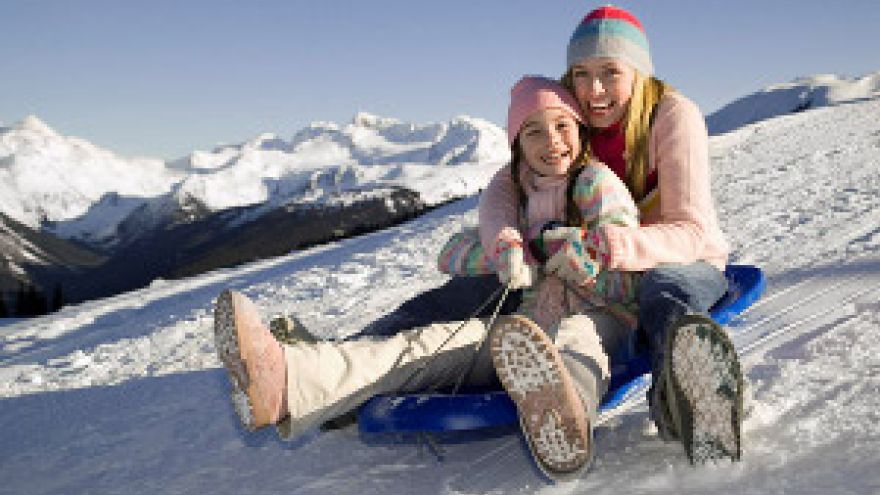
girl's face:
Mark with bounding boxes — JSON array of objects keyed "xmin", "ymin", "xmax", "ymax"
[
  {"xmin": 569, "ymin": 57, "xmax": 636, "ymax": 129},
  {"xmin": 518, "ymin": 107, "xmax": 581, "ymax": 177}
]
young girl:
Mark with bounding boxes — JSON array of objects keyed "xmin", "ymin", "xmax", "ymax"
[
  {"xmin": 480, "ymin": 6, "xmax": 744, "ymax": 465},
  {"xmin": 213, "ymin": 76, "xmax": 641, "ymax": 481}
]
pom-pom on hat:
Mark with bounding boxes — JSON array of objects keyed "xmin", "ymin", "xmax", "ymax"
[
  {"xmin": 567, "ymin": 5, "xmax": 653, "ymax": 75},
  {"xmin": 507, "ymin": 75, "xmax": 585, "ymax": 146}
]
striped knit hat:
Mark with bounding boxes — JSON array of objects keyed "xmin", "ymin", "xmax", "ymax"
[
  {"xmin": 566, "ymin": 6, "xmax": 653, "ymax": 75},
  {"xmin": 507, "ymin": 75, "xmax": 585, "ymax": 146}
]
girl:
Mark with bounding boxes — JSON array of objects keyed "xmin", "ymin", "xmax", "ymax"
[
  {"xmin": 213, "ymin": 76, "xmax": 640, "ymax": 481},
  {"xmin": 479, "ymin": 6, "xmax": 744, "ymax": 465}
]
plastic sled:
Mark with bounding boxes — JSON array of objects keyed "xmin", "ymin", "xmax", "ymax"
[{"xmin": 358, "ymin": 264, "xmax": 765, "ymax": 434}]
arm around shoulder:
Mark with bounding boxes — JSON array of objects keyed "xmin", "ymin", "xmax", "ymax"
[{"xmin": 602, "ymin": 93, "xmax": 729, "ymax": 271}]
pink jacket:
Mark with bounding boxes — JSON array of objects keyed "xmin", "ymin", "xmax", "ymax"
[
  {"xmin": 479, "ymin": 92, "xmax": 729, "ymax": 273},
  {"xmin": 475, "ymin": 163, "xmax": 640, "ymax": 331}
]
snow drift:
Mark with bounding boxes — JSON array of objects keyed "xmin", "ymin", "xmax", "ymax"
[{"xmin": 706, "ymin": 71, "xmax": 880, "ymax": 135}]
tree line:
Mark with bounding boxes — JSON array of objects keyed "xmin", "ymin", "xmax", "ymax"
[{"xmin": 0, "ymin": 282, "xmax": 64, "ymax": 318}]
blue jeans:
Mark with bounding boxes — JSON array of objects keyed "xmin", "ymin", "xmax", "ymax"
[{"xmin": 636, "ymin": 262, "xmax": 728, "ymax": 376}]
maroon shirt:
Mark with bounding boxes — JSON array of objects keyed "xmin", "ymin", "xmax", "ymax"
[{"xmin": 588, "ymin": 121, "xmax": 657, "ymax": 195}]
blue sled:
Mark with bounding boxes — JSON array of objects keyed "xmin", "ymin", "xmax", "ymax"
[{"xmin": 358, "ymin": 264, "xmax": 765, "ymax": 434}]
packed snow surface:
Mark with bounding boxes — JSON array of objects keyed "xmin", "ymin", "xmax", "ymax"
[{"xmin": 2, "ymin": 96, "xmax": 880, "ymax": 494}]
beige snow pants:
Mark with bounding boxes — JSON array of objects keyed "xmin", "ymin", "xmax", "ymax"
[{"xmin": 276, "ymin": 310, "xmax": 633, "ymax": 440}]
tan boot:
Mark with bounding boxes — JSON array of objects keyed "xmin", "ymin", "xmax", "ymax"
[
  {"xmin": 214, "ymin": 290, "xmax": 288, "ymax": 430},
  {"xmin": 490, "ymin": 315, "xmax": 593, "ymax": 481}
]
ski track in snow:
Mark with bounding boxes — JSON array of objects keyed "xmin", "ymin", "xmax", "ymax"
[{"xmin": 1, "ymin": 98, "xmax": 880, "ymax": 494}]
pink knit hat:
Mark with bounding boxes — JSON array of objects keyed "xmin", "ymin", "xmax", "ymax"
[{"xmin": 506, "ymin": 75, "xmax": 585, "ymax": 146}]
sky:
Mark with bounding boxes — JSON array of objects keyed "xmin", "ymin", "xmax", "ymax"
[{"xmin": 1, "ymin": 0, "xmax": 878, "ymax": 160}]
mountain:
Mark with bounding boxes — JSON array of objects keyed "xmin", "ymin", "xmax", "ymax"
[
  {"xmin": 706, "ymin": 71, "xmax": 880, "ymax": 135},
  {"xmin": 1, "ymin": 95, "xmax": 879, "ymax": 494},
  {"xmin": 46, "ymin": 112, "xmax": 508, "ymax": 250},
  {"xmin": 0, "ymin": 115, "xmax": 181, "ymax": 235},
  {"xmin": 0, "ymin": 211, "xmax": 104, "ymax": 309},
  {"xmin": 0, "ymin": 112, "xmax": 509, "ymax": 307}
]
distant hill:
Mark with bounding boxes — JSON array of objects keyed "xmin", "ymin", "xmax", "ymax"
[{"xmin": 706, "ymin": 72, "xmax": 880, "ymax": 135}]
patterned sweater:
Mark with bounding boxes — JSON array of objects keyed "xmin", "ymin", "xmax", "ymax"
[{"xmin": 438, "ymin": 161, "xmax": 641, "ymax": 331}]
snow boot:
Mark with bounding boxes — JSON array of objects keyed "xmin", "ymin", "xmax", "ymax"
[
  {"xmin": 648, "ymin": 370, "xmax": 680, "ymax": 442},
  {"xmin": 269, "ymin": 313, "xmax": 317, "ymax": 345},
  {"xmin": 489, "ymin": 314, "xmax": 593, "ymax": 481},
  {"xmin": 214, "ymin": 290, "xmax": 288, "ymax": 431},
  {"xmin": 664, "ymin": 313, "xmax": 744, "ymax": 464}
]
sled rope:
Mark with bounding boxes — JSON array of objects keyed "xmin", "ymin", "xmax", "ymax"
[
  {"xmin": 396, "ymin": 284, "xmax": 510, "ymax": 393},
  {"xmin": 451, "ymin": 285, "xmax": 510, "ymax": 394}
]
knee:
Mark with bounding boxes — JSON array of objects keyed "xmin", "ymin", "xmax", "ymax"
[
  {"xmin": 639, "ymin": 267, "xmax": 689, "ymax": 309},
  {"xmin": 555, "ymin": 315, "xmax": 603, "ymax": 350},
  {"xmin": 555, "ymin": 315, "xmax": 609, "ymax": 376}
]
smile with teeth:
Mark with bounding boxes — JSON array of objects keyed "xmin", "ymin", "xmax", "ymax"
[
  {"xmin": 542, "ymin": 150, "xmax": 571, "ymax": 164},
  {"xmin": 589, "ymin": 101, "xmax": 614, "ymax": 112}
]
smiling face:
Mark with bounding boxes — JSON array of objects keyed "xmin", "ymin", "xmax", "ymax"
[
  {"xmin": 569, "ymin": 57, "xmax": 636, "ymax": 129},
  {"xmin": 517, "ymin": 107, "xmax": 582, "ymax": 177}
]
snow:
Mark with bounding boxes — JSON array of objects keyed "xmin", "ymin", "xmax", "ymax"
[
  {"xmin": 0, "ymin": 116, "xmax": 181, "ymax": 234},
  {"xmin": 706, "ymin": 71, "xmax": 880, "ymax": 136},
  {"xmin": 2, "ymin": 90, "xmax": 880, "ymax": 493}
]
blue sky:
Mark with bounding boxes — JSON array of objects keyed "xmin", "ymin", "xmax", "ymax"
[{"xmin": 2, "ymin": 0, "xmax": 877, "ymax": 159}]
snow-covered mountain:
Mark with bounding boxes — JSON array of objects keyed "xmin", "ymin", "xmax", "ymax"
[
  {"xmin": 706, "ymin": 71, "xmax": 880, "ymax": 135},
  {"xmin": 3, "ymin": 112, "xmax": 508, "ymax": 250},
  {"xmin": 1, "ymin": 92, "xmax": 879, "ymax": 494},
  {"xmin": 0, "ymin": 116, "xmax": 181, "ymax": 235}
]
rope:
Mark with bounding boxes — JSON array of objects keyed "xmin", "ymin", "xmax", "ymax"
[
  {"xmin": 450, "ymin": 285, "xmax": 510, "ymax": 394},
  {"xmin": 396, "ymin": 283, "xmax": 510, "ymax": 394}
]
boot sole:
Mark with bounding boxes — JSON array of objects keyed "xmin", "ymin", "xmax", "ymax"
[
  {"xmin": 489, "ymin": 315, "xmax": 592, "ymax": 480},
  {"xmin": 214, "ymin": 290, "xmax": 258, "ymax": 430},
  {"xmin": 667, "ymin": 314, "xmax": 744, "ymax": 463}
]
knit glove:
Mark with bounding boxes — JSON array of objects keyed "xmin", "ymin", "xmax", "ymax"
[
  {"xmin": 495, "ymin": 240, "xmax": 537, "ymax": 289},
  {"xmin": 543, "ymin": 226, "xmax": 610, "ymax": 286}
]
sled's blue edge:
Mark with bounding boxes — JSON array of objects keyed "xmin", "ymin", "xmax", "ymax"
[
  {"xmin": 711, "ymin": 264, "xmax": 766, "ymax": 326},
  {"xmin": 358, "ymin": 264, "xmax": 765, "ymax": 434}
]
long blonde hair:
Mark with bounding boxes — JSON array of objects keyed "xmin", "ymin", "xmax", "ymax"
[{"xmin": 561, "ymin": 69, "xmax": 673, "ymax": 202}]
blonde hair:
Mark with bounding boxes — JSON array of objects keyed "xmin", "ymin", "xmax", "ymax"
[{"xmin": 561, "ymin": 69, "xmax": 673, "ymax": 202}]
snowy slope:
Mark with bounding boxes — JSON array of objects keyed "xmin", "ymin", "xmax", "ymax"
[
  {"xmin": 2, "ymin": 96, "xmax": 880, "ymax": 494},
  {"xmin": 706, "ymin": 71, "xmax": 880, "ymax": 135}
]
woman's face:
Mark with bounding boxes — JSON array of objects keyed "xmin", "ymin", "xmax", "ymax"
[
  {"xmin": 569, "ymin": 57, "xmax": 636, "ymax": 129},
  {"xmin": 517, "ymin": 107, "xmax": 581, "ymax": 177}
]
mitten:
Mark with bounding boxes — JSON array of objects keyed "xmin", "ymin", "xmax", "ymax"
[
  {"xmin": 496, "ymin": 239, "xmax": 537, "ymax": 289},
  {"xmin": 543, "ymin": 226, "xmax": 609, "ymax": 286}
]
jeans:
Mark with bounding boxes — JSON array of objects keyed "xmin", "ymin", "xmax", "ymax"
[
  {"xmin": 636, "ymin": 262, "xmax": 728, "ymax": 376},
  {"xmin": 359, "ymin": 275, "xmax": 521, "ymax": 337}
]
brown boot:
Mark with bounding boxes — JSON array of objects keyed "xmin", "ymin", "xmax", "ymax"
[
  {"xmin": 490, "ymin": 314, "xmax": 593, "ymax": 481},
  {"xmin": 214, "ymin": 290, "xmax": 288, "ymax": 430}
]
